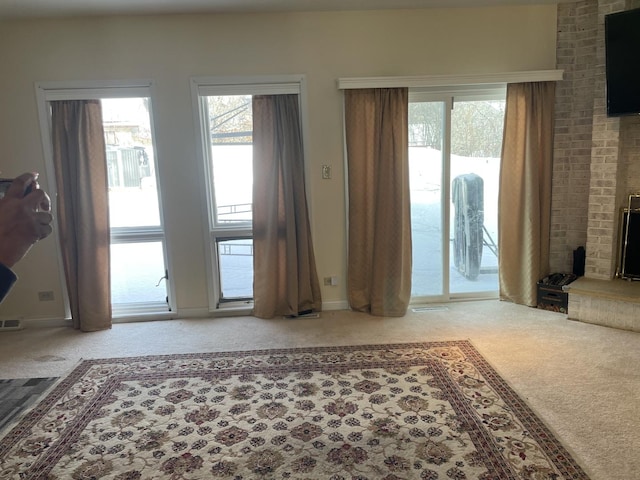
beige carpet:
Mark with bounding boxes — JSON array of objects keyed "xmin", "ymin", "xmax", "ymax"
[{"xmin": 0, "ymin": 300, "xmax": 638, "ymax": 479}]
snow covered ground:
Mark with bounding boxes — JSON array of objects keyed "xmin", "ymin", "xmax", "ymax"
[{"xmin": 110, "ymin": 146, "xmax": 500, "ymax": 305}]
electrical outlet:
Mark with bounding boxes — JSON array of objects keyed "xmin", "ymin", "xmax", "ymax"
[
  {"xmin": 38, "ymin": 291, "xmax": 54, "ymax": 301},
  {"xmin": 321, "ymin": 165, "xmax": 332, "ymax": 179},
  {"xmin": 323, "ymin": 277, "xmax": 332, "ymax": 286}
]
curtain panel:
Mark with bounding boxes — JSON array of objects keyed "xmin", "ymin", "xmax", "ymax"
[
  {"xmin": 251, "ymin": 94, "xmax": 322, "ymax": 319},
  {"xmin": 344, "ymin": 88, "xmax": 412, "ymax": 316},
  {"xmin": 51, "ymin": 100, "xmax": 112, "ymax": 331},
  {"xmin": 498, "ymin": 82, "xmax": 555, "ymax": 306}
]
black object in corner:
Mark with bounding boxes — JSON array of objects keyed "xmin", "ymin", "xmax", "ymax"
[
  {"xmin": 536, "ymin": 273, "xmax": 578, "ymax": 313},
  {"xmin": 573, "ymin": 246, "xmax": 585, "ymax": 277}
]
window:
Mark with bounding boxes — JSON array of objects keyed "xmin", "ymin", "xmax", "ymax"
[
  {"xmin": 193, "ymin": 76, "xmax": 306, "ymax": 311},
  {"xmin": 37, "ymin": 84, "xmax": 173, "ymax": 318},
  {"xmin": 409, "ymin": 87, "xmax": 505, "ymax": 302},
  {"xmin": 103, "ymin": 97, "xmax": 170, "ymax": 314},
  {"xmin": 201, "ymin": 94, "xmax": 254, "ymax": 306}
]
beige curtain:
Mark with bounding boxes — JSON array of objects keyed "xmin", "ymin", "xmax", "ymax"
[
  {"xmin": 499, "ymin": 82, "xmax": 555, "ymax": 306},
  {"xmin": 344, "ymin": 88, "xmax": 412, "ymax": 316},
  {"xmin": 252, "ymin": 94, "xmax": 322, "ymax": 319},
  {"xmin": 51, "ymin": 100, "xmax": 112, "ymax": 331}
]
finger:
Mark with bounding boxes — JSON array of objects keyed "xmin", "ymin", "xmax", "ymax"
[
  {"xmin": 38, "ymin": 223, "xmax": 53, "ymax": 240},
  {"xmin": 38, "ymin": 189, "xmax": 51, "ymax": 212},
  {"xmin": 6, "ymin": 172, "xmax": 38, "ymax": 198},
  {"xmin": 35, "ymin": 212, "xmax": 54, "ymax": 239},
  {"xmin": 35, "ymin": 211, "xmax": 53, "ymax": 225},
  {"xmin": 24, "ymin": 188, "xmax": 51, "ymax": 212}
]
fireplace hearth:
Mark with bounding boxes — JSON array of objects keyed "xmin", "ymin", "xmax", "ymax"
[{"xmin": 567, "ymin": 277, "xmax": 640, "ymax": 332}]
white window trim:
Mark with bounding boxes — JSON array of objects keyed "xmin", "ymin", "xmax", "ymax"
[
  {"xmin": 190, "ymin": 75, "xmax": 311, "ymax": 313},
  {"xmin": 35, "ymin": 80, "xmax": 175, "ymax": 320},
  {"xmin": 337, "ymin": 69, "xmax": 564, "ymax": 90}
]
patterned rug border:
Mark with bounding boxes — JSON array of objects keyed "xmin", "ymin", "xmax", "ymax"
[
  {"xmin": 0, "ymin": 340, "xmax": 590, "ymax": 479},
  {"xmin": 77, "ymin": 340, "xmax": 479, "ymax": 364}
]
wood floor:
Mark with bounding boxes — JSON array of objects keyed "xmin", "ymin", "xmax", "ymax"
[{"xmin": 0, "ymin": 377, "xmax": 58, "ymax": 432}]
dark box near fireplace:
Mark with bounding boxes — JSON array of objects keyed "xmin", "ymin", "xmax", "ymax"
[{"xmin": 536, "ymin": 273, "xmax": 577, "ymax": 314}]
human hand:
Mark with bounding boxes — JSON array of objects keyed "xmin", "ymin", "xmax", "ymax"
[{"xmin": 0, "ymin": 172, "xmax": 53, "ymax": 268}]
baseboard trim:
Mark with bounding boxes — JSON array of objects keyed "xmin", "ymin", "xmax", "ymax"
[
  {"xmin": 322, "ymin": 300, "xmax": 349, "ymax": 311},
  {"xmin": 14, "ymin": 302, "xmax": 351, "ymax": 328},
  {"xmin": 22, "ymin": 317, "xmax": 71, "ymax": 329}
]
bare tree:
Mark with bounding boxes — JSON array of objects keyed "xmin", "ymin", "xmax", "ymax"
[
  {"xmin": 408, "ymin": 99, "xmax": 505, "ymax": 157},
  {"xmin": 207, "ymin": 95, "xmax": 252, "ymax": 144},
  {"xmin": 451, "ymin": 101, "xmax": 505, "ymax": 157},
  {"xmin": 409, "ymin": 102, "xmax": 443, "ymax": 149}
]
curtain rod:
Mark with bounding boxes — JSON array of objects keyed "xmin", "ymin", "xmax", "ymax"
[{"xmin": 337, "ymin": 70, "xmax": 564, "ymax": 90}]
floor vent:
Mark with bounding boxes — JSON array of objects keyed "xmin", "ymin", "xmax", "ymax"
[
  {"xmin": 0, "ymin": 319, "xmax": 23, "ymax": 331},
  {"xmin": 412, "ymin": 306, "xmax": 449, "ymax": 312}
]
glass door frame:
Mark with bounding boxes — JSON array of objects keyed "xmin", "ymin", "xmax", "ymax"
[
  {"xmin": 408, "ymin": 92, "xmax": 451, "ymax": 304},
  {"xmin": 409, "ymin": 85, "xmax": 505, "ymax": 305}
]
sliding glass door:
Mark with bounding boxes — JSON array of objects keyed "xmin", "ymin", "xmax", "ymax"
[
  {"xmin": 449, "ymin": 98, "xmax": 502, "ymax": 295},
  {"xmin": 409, "ymin": 100, "xmax": 446, "ymax": 297},
  {"xmin": 409, "ymin": 88, "xmax": 505, "ymax": 302}
]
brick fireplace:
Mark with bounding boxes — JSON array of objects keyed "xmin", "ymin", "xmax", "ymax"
[{"xmin": 552, "ymin": 0, "xmax": 640, "ymax": 332}]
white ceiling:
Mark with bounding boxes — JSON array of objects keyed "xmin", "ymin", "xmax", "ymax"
[{"xmin": 0, "ymin": 0, "xmax": 565, "ymax": 19}]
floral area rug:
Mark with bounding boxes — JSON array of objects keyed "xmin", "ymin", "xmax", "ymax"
[{"xmin": 0, "ymin": 341, "xmax": 589, "ymax": 479}]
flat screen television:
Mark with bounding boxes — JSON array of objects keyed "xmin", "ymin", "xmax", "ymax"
[{"xmin": 605, "ymin": 7, "xmax": 640, "ymax": 117}]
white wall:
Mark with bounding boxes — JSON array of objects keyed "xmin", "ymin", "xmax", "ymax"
[{"xmin": 0, "ymin": 6, "xmax": 558, "ymax": 321}]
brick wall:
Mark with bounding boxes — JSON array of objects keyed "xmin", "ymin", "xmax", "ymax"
[
  {"xmin": 551, "ymin": 0, "xmax": 640, "ymax": 279},
  {"xmin": 621, "ymin": 116, "xmax": 640, "ymax": 200}
]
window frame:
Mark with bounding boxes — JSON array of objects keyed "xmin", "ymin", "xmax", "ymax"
[
  {"xmin": 35, "ymin": 80, "xmax": 175, "ymax": 321},
  {"xmin": 215, "ymin": 235, "xmax": 254, "ymax": 303},
  {"xmin": 191, "ymin": 75, "xmax": 310, "ymax": 313}
]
